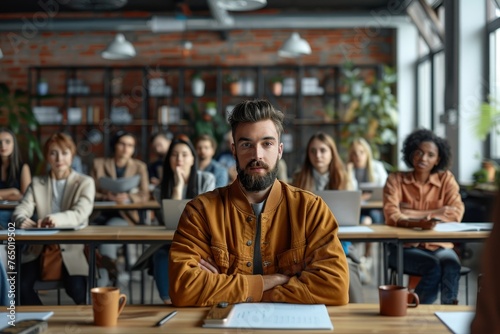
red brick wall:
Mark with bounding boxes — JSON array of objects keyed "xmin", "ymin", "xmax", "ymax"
[{"xmin": 0, "ymin": 28, "xmax": 394, "ymax": 90}]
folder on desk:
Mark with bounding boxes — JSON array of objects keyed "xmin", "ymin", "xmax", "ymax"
[
  {"xmin": 202, "ymin": 303, "xmax": 333, "ymax": 330},
  {"xmin": 98, "ymin": 175, "xmax": 140, "ymax": 193}
]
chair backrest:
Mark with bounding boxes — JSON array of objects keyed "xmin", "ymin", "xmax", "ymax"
[
  {"xmin": 161, "ymin": 199, "xmax": 191, "ymax": 230},
  {"xmin": 314, "ymin": 190, "xmax": 362, "ymax": 226}
]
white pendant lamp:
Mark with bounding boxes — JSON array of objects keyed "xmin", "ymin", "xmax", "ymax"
[
  {"xmin": 278, "ymin": 32, "xmax": 312, "ymax": 58},
  {"xmin": 217, "ymin": 0, "xmax": 267, "ymax": 11},
  {"xmin": 101, "ymin": 33, "xmax": 136, "ymax": 60}
]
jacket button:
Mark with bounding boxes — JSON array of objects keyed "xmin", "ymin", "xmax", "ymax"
[
  {"xmin": 246, "ymin": 262, "xmax": 252, "ymax": 267},
  {"xmin": 246, "ymin": 216, "xmax": 253, "ymax": 222},
  {"xmin": 246, "ymin": 240, "xmax": 252, "ymax": 246},
  {"xmin": 246, "ymin": 297, "xmax": 253, "ymax": 302}
]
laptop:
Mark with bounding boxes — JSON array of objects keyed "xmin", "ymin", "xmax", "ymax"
[
  {"xmin": 358, "ymin": 183, "xmax": 384, "ymax": 201},
  {"xmin": 162, "ymin": 199, "xmax": 191, "ymax": 230},
  {"xmin": 314, "ymin": 190, "xmax": 362, "ymax": 226}
]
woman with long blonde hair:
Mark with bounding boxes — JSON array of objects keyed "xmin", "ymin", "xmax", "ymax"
[
  {"xmin": 292, "ymin": 132, "xmax": 362, "ymax": 303},
  {"xmin": 293, "ymin": 132, "xmax": 355, "ymax": 191}
]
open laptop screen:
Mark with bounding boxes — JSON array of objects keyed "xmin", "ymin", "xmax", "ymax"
[{"xmin": 314, "ymin": 190, "xmax": 362, "ymax": 226}]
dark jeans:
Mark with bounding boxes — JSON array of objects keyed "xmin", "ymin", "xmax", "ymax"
[
  {"xmin": 20, "ymin": 256, "xmax": 87, "ymax": 305},
  {"xmin": 388, "ymin": 243, "xmax": 461, "ymax": 304}
]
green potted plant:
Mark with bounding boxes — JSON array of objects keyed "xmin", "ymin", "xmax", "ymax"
[
  {"xmin": 0, "ymin": 83, "xmax": 43, "ymax": 164},
  {"xmin": 190, "ymin": 102, "xmax": 229, "ymax": 147},
  {"xmin": 339, "ymin": 62, "xmax": 398, "ymax": 160}
]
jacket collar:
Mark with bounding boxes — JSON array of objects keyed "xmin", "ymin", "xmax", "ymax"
[
  {"xmin": 229, "ymin": 179, "xmax": 283, "ymax": 215},
  {"xmin": 402, "ymin": 171, "xmax": 442, "ymax": 188}
]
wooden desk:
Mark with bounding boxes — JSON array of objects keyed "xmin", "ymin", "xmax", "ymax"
[
  {"xmin": 361, "ymin": 200, "xmax": 383, "ymax": 209},
  {"xmin": 93, "ymin": 200, "xmax": 160, "ymax": 210},
  {"xmin": 15, "ymin": 304, "xmax": 473, "ymax": 333}
]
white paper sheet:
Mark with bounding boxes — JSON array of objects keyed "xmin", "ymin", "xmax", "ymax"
[
  {"xmin": 434, "ymin": 222, "xmax": 493, "ymax": 232},
  {"xmin": 435, "ymin": 311, "xmax": 474, "ymax": 334},
  {"xmin": 0, "ymin": 230, "xmax": 59, "ymax": 235},
  {"xmin": 203, "ymin": 303, "xmax": 333, "ymax": 330},
  {"xmin": 0, "ymin": 311, "xmax": 54, "ymax": 328},
  {"xmin": 338, "ymin": 226, "xmax": 373, "ymax": 233}
]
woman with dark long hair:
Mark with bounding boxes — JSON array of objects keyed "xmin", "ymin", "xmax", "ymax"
[
  {"xmin": 153, "ymin": 137, "xmax": 215, "ymax": 303},
  {"xmin": 0, "ymin": 127, "xmax": 31, "ymax": 228}
]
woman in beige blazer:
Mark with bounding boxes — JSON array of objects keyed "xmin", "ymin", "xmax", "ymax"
[
  {"xmin": 91, "ymin": 130, "xmax": 149, "ymax": 286},
  {"xmin": 14, "ymin": 133, "xmax": 95, "ymax": 305}
]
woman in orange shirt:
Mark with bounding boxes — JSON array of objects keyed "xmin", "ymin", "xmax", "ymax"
[{"xmin": 383, "ymin": 129, "xmax": 464, "ymax": 304}]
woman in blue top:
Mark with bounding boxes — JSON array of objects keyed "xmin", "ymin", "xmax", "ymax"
[
  {"xmin": 153, "ymin": 137, "xmax": 215, "ymax": 303},
  {"xmin": 0, "ymin": 128, "xmax": 31, "ymax": 228}
]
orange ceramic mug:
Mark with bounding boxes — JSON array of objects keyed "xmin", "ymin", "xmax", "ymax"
[
  {"xmin": 91, "ymin": 287, "xmax": 127, "ymax": 327},
  {"xmin": 379, "ymin": 285, "xmax": 419, "ymax": 316}
]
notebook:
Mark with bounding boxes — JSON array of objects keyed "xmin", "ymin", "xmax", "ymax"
[
  {"xmin": 314, "ymin": 190, "xmax": 362, "ymax": 226},
  {"xmin": 162, "ymin": 199, "xmax": 191, "ymax": 230},
  {"xmin": 358, "ymin": 183, "xmax": 384, "ymax": 201},
  {"xmin": 23, "ymin": 224, "xmax": 87, "ymax": 231}
]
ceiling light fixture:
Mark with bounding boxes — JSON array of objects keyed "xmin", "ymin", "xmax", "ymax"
[
  {"xmin": 217, "ymin": 0, "xmax": 267, "ymax": 11},
  {"xmin": 101, "ymin": 33, "xmax": 136, "ymax": 60},
  {"xmin": 278, "ymin": 32, "xmax": 311, "ymax": 58}
]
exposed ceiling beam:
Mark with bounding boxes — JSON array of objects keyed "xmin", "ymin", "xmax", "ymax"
[{"xmin": 0, "ymin": 13, "xmax": 410, "ymax": 32}]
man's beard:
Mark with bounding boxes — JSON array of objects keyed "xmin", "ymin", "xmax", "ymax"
[{"xmin": 236, "ymin": 158, "xmax": 279, "ymax": 192}]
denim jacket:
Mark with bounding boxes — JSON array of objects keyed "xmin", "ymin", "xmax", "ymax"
[{"xmin": 169, "ymin": 179, "xmax": 349, "ymax": 306}]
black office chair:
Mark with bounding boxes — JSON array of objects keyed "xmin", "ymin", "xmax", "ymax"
[{"xmin": 389, "ymin": 266, "xmax": 472, "ymax": 305}]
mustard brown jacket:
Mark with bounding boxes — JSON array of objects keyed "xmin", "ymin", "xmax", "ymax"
[{"xmin": 169, "ymin": 179, "xmax": 349, "ymax": 306}]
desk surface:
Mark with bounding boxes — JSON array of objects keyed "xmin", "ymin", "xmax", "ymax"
[
  {"xmin": 1, "ymin": 224, "xmax": 488, "ymax": 243},
  {"xmin": 15, "ymin": 304, "xmax": 473, "ymax": 333},
  {"xmin": 0, "ymin": 200, "xmax": 161, "ymax": 211},
  {"xmin": 5, "ymin": 226, "xmax": 174, "ymax": 242}
]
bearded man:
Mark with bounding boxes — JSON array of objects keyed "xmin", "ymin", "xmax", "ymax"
[{"xmin": 168, "ymin": 99, "xmax": 349, "ymax": 306}]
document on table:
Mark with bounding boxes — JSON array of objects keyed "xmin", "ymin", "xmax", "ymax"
[
  {"xmin": 99, "ymin": 175, "xmax": 140, "ymax": 193},
  {"xmin": 434, "ymin": 222, "xmax": 493, "ymax": 232},
  {"xmin": 339, "ymin": 226, "xmax": 373, "ymax": 233},
  {"xmin": 202, "ymin": 303, "xmax": 333, "ymax": 330},
  {"xmin": 435, "ymin": 311, "xmax": 474, "ymax": 334},
  {"xmin": 0, "ymin": 311, "xmax": 53, "ymax": 328},
  {"xmin": 0, "ymin": 229, "xmax": 59, "ymax": 236}
]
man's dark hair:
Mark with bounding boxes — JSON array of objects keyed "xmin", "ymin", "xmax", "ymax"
[{"xmin": 228, "ymin": 99, "xmax": 284, "ymax": 140}]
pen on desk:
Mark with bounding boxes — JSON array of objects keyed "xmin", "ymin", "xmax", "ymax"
[{"xmin": 155, "ymin": 311, "xmax": 177, "ymax": 327}]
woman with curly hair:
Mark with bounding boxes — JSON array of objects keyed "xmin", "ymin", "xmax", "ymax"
[{"xmin": 383, "ymin": 128, "xmax": 464, "ymax": 304}]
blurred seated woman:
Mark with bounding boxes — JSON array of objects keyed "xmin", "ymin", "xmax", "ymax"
[
  {"xmin": 151, "ymin": 137, "xmax": 215, "ymax": 303},
  {"xmin": 91, "ymin": 130, "xmax": 149, "ymax": 286},
  {"xmin": 0, "ymin": 127, "xmax": 31, "ymax": 228},
  {"xmin": 13, "ymin": 133, "xmax": 95, "ymax": 305},
  {"xmin": 292, "ymin": 132, "xmax": 363, "ymax": 303},
  {"xmin": 383, "ymin": 129, "xmax": 464, "ymax": 305}
]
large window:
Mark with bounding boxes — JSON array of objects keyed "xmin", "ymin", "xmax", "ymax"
[
  {"xmin": 414, "ymin": 2, "xmax": 445, "ymax": 134},
  {"xmin": 487, "ymin": 0, "xmax": 500, "ymax": 158}
]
